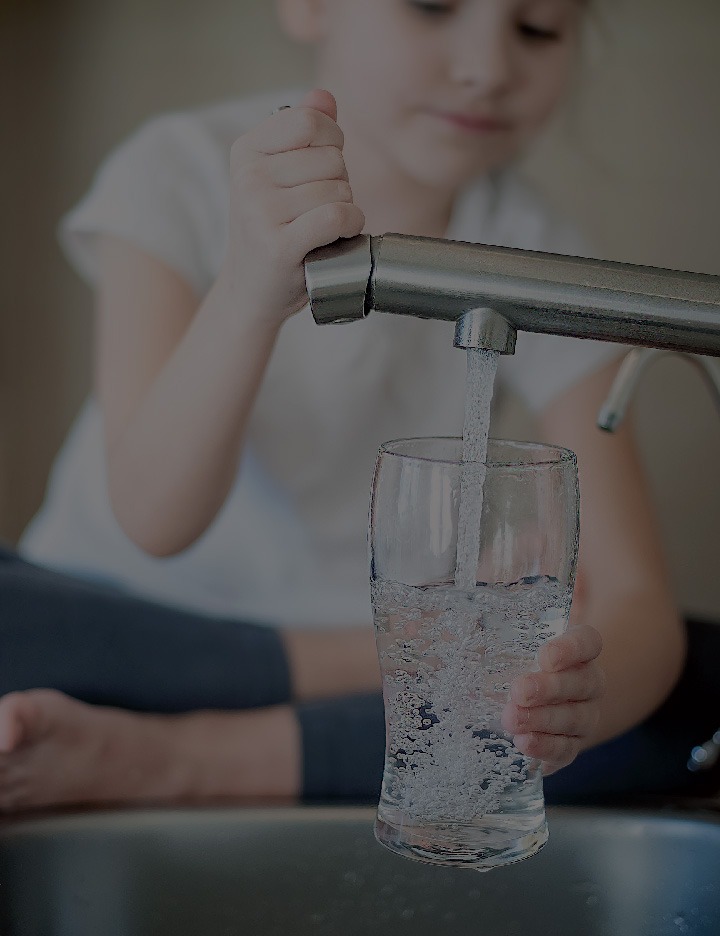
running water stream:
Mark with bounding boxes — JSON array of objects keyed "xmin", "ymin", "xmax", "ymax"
[{"xmin": 454, "ymin": 348, "xmax": 500, "ymax": 590}]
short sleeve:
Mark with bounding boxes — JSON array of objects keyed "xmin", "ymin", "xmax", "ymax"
[{"xmin": 58, "ymin": 112, "xmax": 228, "ymax": 298}]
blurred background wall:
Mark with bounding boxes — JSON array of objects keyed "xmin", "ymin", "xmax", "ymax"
[{"xmin": 2, "ymin": 0, "xmax": 719, "ymax": 618}]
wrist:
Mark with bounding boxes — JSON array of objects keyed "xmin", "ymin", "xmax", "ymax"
[
  {"xmin": 282, "ymin": 628, "xmax": 381, "ymax": 703},
  {"xmin": 208, "ymin": 265, "xmax": 287, "ymax": 344}
]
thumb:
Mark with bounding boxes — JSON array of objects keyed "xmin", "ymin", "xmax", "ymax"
[{"xmin": 299, "ymin": 88, "xmax": 337, "ymax": 121}]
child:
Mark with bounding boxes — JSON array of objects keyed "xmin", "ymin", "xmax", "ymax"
[{"xmin": 0, "ymin": 0, "xmax": 693, "ymax": 811}]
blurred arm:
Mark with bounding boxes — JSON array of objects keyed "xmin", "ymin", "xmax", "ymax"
[
  {"xmin": 538, "ymin": 357, "xmax": 686, "ymax": 747},
  {"xmin": 95, "ymin": 234, "xmax": 280, "ymax": 556}
]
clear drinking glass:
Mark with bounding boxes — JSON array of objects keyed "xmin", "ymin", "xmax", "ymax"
[{"xmin": 369, "ymin": 438, "xmax": 579, "ymax": 870}]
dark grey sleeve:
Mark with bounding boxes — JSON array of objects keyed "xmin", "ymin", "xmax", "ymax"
[
  {"xmin": 297, "ymin": 693, "xmax": 386, "ymax": 801},
  {"xmin": 0, "ymin": 546, "xmax": 291, "ymax": 712},
  {"xmin": 0, "ymin": 545, "xmax": 389, "ymax": 802}
]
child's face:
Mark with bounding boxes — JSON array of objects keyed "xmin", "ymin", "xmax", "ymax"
[{"xmin": 282, "ymin": 0, "xmax": 582, "ymax": 190}]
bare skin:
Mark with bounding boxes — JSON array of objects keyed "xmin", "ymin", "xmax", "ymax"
[
  {"xmin": 0, "ymin": 625, "xmax": 381, "ymax": 813},
  {"xmin": 0, "ymin": 621, "xmax": 602, "ymax": 812},
  {"xmin": 0, "ymin": 358, "xmax": 677, "ymax": 812},
  {"xmin": 282, "ymin": 627, "xmax": 382, "ymax": 699},
  {"xmin": 0, "ymin": 690, "xmax": 300, "ymax": 812},
  {"xmin": 0, "ymin": 3, "xmax": 684, "ymax": 813},
  {"xmin": 0, "ymin": 624, "xmax": 383, "ymax": 813}
]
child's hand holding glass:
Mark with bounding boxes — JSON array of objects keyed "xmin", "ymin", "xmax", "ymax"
[{"xmin": 502, "ymin": 623, "xmax": 605, "ymax": 776}]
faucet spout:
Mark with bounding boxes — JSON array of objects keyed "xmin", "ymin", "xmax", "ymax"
[
  {"xmin": 453, "ymin": 308, "xmax": 517, "ymax": 353},
  {"xmin": 597, "ymin": 348, "xmax": 720, "ymax": 432}
]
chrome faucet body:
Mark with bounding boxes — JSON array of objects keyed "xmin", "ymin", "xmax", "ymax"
[{"xmin": 304, "ymin": 233, "xmax": 720, "ymax": 356}]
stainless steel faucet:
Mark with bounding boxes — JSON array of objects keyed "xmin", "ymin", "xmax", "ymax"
[
  {"xmin": 306, "ymin": 233, "xmax": 720, "ymax": 780},
  {"xmin": 304, "ymin": 233, "xmax": 720, "ymax": 356},
  {"xmin": 597, "ymin": 347, "xmax": 720, "ymax": 432}
]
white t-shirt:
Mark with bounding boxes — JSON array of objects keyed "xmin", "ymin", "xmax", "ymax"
[{"xmin": 20, "ymin": 88, "xmax": 623, "ymax": 627}]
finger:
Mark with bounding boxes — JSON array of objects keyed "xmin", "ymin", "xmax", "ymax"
[
  {"xmin": 243, "ymin": 106, "xmax": 344, "ymax": 156},
  {"xmin": 284, "ymin": 201, "xmax": 366, "ymax": 263},
  {"xmin": 271, "ymin": 179, "xmax": 354, "ymax": 226},
  {"xmin": 536, "ymin": 624, "xmax": 603, "ymax": 673},
  {"xmin": 267, "ymin": 146, "xmax": 349, "ymax": 188},
  {"xmin": 299, "ymin": 88, "xmax": 337, "ymax": 120},
  {"xmin": 510, "ymin": 662, "xmax": 606, "ymax": 706},
  {"xmin": 501, "ymin": 700, "xmax": 600, "ymax": 738},
  {"xmin": 513, "ymin": 732, "xmax": 580, "ymax": 770}
]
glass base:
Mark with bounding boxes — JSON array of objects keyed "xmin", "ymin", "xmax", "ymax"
[{"xmin": 374, "ymin": 814, "xmax": 548, "ymax": 870}]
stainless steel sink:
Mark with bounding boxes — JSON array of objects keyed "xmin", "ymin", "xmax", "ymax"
[{"xmin": 0, "ymin": 805, "xmax": 718, "ymax": 935}]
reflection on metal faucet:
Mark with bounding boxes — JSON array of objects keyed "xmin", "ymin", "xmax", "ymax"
[
  {"xmin": 597, "ymin": 348, "xmax": 720, "ymax": 432},
  {"xmin": 453, "ymin": 308, "xmax": 517, "ymax": 354},
  {"xmin": 304, "ymin": 233, "xmax": 720, "ymax": 355}
]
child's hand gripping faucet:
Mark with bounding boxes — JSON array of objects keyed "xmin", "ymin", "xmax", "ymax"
[
  {"xmin": 101, "ymin": 90, "xmax": 364, "ymax": 560},
  {"xmin": 221, "ymin": 89, "xmax": 365, "ymax": 331}
]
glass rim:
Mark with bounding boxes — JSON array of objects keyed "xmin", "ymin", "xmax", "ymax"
[{"xmin": 378, "ymin": 437, "xmax": 577, "ymax": 469}]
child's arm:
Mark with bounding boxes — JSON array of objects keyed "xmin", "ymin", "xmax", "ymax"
[
  {"xmin": 500, "ymin": 357, "xmax": 685, "ymax": 771},
  {"xmin": 95, "ymin": 90, "xmax": 364, "ymax": 556}
]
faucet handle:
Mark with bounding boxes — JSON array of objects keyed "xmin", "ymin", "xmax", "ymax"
[{"xmin": 304, "ymin": 234, "xmax": 375, "ymax": 325}]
